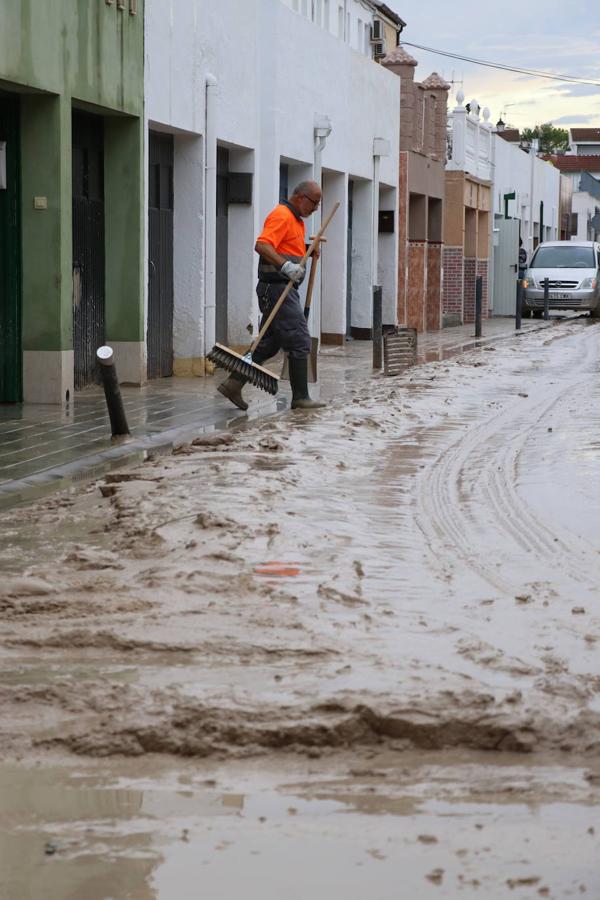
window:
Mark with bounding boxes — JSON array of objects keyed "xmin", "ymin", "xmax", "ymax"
[
  {"xmin": 531, "ymin": 243, "xmax": 594, "ymax": 268},
  {"xmin": 279, "ymin": 163, "xmax": 289, "ymax": 203},
  {"xmin": 357, "ymin": 19, "xmax": 362, "ymax": 50},
  {"xmin": 364, "ymin": 22, "xmax": 370, "ymax": 54},
  {"xmin": 323, "ymin": 0, "xmax": 329, "ymax": 30},
  {"xmin": 338, "ymin": 5, "xmax": 344, "ymax": 37}
]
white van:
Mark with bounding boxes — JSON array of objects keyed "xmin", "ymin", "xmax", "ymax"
[{"xmin": 523, "ymin": 241, "xmax": 600, "ymax": 317}]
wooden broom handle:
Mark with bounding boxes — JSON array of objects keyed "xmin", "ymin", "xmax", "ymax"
[
  {"xmin": 304, "ymin": 251, "xmax": 319, "ymax": 313},
  {"xmin": 250, "ymin": 201, "xmax": 340, "ymax": 353}
]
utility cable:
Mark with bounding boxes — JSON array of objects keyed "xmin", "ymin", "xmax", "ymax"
[{"xmin": 400, "ymin": 40, "xmax": 600, "ymax": 87}]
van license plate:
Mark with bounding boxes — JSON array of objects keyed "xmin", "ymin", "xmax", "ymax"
[{"xmin": 549, "ymin": 292, "xmax": 570, "ymax": 300}]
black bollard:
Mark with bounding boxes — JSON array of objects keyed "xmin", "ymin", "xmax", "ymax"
[
  {"xmin": 543, "ymin": 277, "xmax": 550, "ymax": 320},
  {"xmin": 372, "ymin": 284, "xmax": 383, "ymax": 369},
  {"xmin": 475, "ymin": 275, "xmax": 483, "ymax": 338},
  {"xmin": 516, "ymin": 279, "xmax": 523, "ymax": 330},
  {"xmin": 96, "ymin": 346, "xmax": 131, "ymax": 438}
]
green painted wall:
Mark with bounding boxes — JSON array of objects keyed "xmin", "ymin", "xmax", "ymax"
[
  {"xmin": 20, "ymin": 94, "xmax": 72, "ymax": 350},
  {"xmin": 0, "ymin": 0, "xmax": 144, "ymax": 355},
  {"xmin": 0, "ymin": 0, "xmax": 144, "ymax": 116},
  {"xmin": 105, "ymin": 116, "xmax": 145, "ymax": 342}
]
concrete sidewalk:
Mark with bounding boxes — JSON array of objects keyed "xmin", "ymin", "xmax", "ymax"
[{"xmin": 0, "ymin": 318, "xmax": 551, "ymax": 509}]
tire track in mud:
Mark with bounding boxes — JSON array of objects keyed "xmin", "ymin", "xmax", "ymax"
[{"xmin": 417, "ymin": 325, "xmax": 599, "ymax": 594}]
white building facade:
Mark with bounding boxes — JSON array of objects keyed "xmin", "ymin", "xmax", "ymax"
[
  {"xmin": 144, "ymin": 0, "xmax": 400, "ymax": 379},
  {"xmin": 492, "ymin": 134, "xmax": 560, "ymax": 255},
  {"xmin": 279, "ymin": 0, "xmax": 404, "ymax": 58},
  {"xmin": 445, "ymin": 95, "xmax": 560, "ymax": 316}
]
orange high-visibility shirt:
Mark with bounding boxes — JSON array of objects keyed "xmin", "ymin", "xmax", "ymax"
[{"xmin": 256, "ymin": 203, "xmax": 306, "ymax": 257}]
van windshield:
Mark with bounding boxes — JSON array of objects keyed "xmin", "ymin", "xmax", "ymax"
[{"xmin": 531, "ymin": 245, "xmax": 596, "ymax": 268}]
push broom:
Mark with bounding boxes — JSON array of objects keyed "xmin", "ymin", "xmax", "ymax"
[{"xmin": 207, "ymin": 201, "xmax": 340, "ymax": 395}]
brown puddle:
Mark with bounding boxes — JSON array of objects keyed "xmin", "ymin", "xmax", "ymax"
[{"xmin": 1, "ymin": 752, "xmax": 599, "ymax": 899}]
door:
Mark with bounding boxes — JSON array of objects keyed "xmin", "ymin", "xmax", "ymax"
[
  {"xmin": 147, "ymin": 132, "xmax": 174, "ymax": 378},
  {"xmin": 215, "ymin": 148, "xmax": 229, "ymax": 345},
  {"xmin": 72, "ymin": 111, "xmax": 105, "ymax": 389},
  {"xmin": 492, "ymin": 216, "xmax": 520, "ymax": 315},
  {"xmin": 346, "ymin": 180, "xmax": 354, "ymax": 337},
  {"xmin": 0, "ymin": 94, "xmax": 21, "ymax": 403}
]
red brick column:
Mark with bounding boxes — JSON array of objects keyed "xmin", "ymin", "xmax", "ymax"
[
  {"xmin": 397, "ymin": 153, "xmax": 409, "ymax": 324},
  {"xmin": 443, "ymin": 246, "xmax": 463, "ymax": 321},
  {"xmin": 426, "ymin": 242, "xmax": 442, "ymax": 331},
  {"xmin": 476, "ymin": 259, "xmax": 489, "ymax": 317},
  {"xmin": 463, "ymin": 257, "xmax": 477, "ymax": 323},
  {"xmin": 407, "ymin": 241, "xmax": 426, "ymax": 331}
]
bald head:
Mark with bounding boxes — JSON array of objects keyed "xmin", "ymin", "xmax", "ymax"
[{"xmin": 290, "ymin": 180, "xmax": 322, "ymax": 218}]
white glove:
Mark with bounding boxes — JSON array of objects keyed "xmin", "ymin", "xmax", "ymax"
[{"xmin": 280, "ymin": 261, "xmax": 305, "ymax": 283}]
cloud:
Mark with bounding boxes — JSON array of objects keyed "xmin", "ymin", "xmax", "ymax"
[
  {"xmin": 552, "ymin": 114, "xmax": 596, "ymax": 125},
  {"xmin": 540, "ymin": 82, "xmax": 600, "ymax": 98}
]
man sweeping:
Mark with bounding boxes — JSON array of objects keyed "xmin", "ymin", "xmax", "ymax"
[{"xmin": 217, "ymin": 180, "xmax": 326, "ymax": 411}]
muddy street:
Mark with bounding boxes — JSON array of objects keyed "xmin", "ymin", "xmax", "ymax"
[{"xmin": 1, "ymin": 319, "xmax": 600, "ymax": 898}]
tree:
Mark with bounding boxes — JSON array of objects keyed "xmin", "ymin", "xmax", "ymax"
[{"xmin": 520, "ymin": 123, "xmax": 569, "ymax": 154}]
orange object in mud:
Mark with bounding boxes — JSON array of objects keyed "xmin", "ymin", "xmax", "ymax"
[{"xmin": 254, "ymin": 562, "xmax": 301, "ymax": 577}]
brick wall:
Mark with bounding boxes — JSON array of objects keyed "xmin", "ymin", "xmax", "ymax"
[
  {"xmin": 463, "ymin": 257, "xmax": 477, "ymax": 323},
  {"xmin": 442, "ymin": 246, "xmax": 463, "ymax": 319},
  {"xmin": 397, "ymin": 153, "xmax": 409, "ymax": 324},
  {"xmin": 476, "ymin": 259, "xmax": 489, "ymax": 318},
  {"xmin": 426, "ymin": 243, "xmax": 442, "ymax": 330},
  {"xmin": 407, "ymin": 241, "xmax": 426, "ymax": 331}
]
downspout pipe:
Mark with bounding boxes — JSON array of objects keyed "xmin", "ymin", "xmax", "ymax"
[
  {"xmin": 372, "ymin": 138, "xmax": 391, "ymax": 293},
  {"xmin": 372, "ymin": 152, "xmax": 381, "ymax": 287},
  {"xmin": 313, "ymin": 115, "xmax": 332, "ymax": 341},
  {"xmin": 371, "ymin": 138, "xmax": 392, "ymax": 324},
  {"xmin": 204, "ymin": 74, "xmax": 218, "ymax": 368}
]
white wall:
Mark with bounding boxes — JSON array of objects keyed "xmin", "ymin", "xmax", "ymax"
[
  {"xmin": 280, "ymin": 0, "xmax": 379, "ymax": 55},
  {"xmin": 146, "ymin": 0, "xmax": 400, "ymax": 367},
  {"xmin": 572, "ymin": 191, "xmax": 599, "ymax": 241},
  {"xmin": 492, "ymin": 134, "xmax": 560, "ymax": 258}
]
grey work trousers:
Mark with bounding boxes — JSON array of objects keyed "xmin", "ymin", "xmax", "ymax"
[{"xmin": 253, "ymin": 280, "xmax": 311, "ymax": 363}]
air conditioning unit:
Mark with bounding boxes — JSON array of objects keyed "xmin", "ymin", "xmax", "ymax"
[
  {"xmin": 372, "ymin": 40, "xmax": 386, "ymax": 58},
  {"xmin": 370, "ymin": 18, "xmax": 383, "ymax": 42}
]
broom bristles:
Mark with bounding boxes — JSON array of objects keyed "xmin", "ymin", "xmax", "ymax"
[{"xmin": 208, "ymin": 343, "xmax": 279, "ymax": 396}]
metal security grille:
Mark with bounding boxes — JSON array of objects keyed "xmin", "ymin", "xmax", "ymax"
[
  {"xmin": 383, "ymin": 327, "xmax": 417, "ymax": 376},
  {"xmin": 147, "ymin": 132, "xmax": 174, "ymax": 379},
  {"xmin": 72, "ymin": 112, "xmax": 105, "ymax": 390},
  {"xmin": 0, "ymin": 94, "xmax": 21, "ymax": 403}
]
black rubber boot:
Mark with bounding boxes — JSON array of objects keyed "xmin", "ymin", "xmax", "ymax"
[
  {"xmin": 217, "ymin": 373, "xmax": 248, "ymax": 411},
  {"xmin": 289, "ymin": 356, "xmax": 325, "ymax": 410}
]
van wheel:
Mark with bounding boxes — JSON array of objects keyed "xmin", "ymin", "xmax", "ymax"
[
  {"xmin": 532, "ymin": 310, "xmax": 543, "ymax": 318},
  {"xmin": 590, "ymin": 307, "xmax": 600, "ymax": 319}
]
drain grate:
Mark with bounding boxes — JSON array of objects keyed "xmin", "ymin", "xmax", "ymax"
[{"xmin": 383, "ymin": 328, "xmax": 417, "ymax": 376}]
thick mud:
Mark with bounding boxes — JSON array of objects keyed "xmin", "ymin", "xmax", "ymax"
[
  {"xmin": 1, "ymin": 320, "xmax": 600, "ymax": 896},
  {"xmin": 1, "ymin": 321, "xmax": 599, "ymax": 762}
]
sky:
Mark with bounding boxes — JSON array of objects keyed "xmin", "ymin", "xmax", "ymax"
[{"xmin": 386, "ymin": 0, "xmax": 600, "ymax": 133}]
